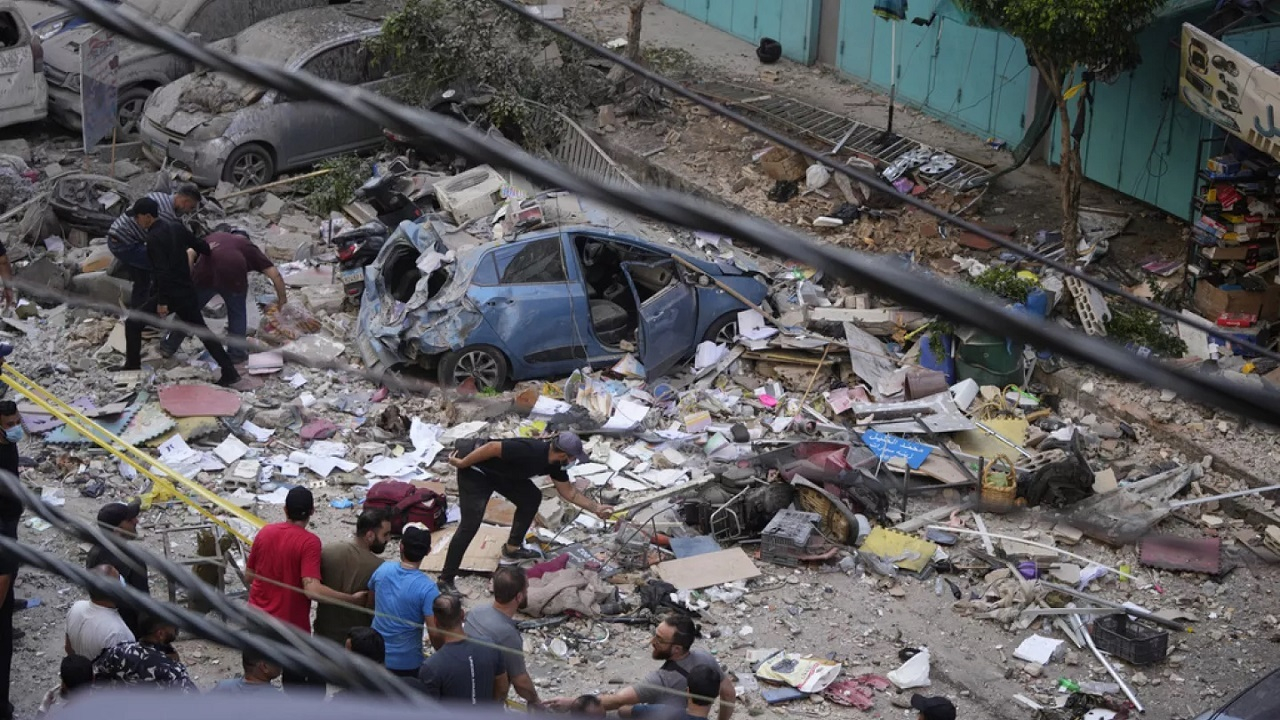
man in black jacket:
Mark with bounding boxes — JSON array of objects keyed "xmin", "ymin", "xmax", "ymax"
[
  {"xmin": 119, "ymin": 197, "xmax": 240, "ymax": 387},
  {"xmin": 0, "ymin": 400, "xmax": 22, "ymax": 720}
]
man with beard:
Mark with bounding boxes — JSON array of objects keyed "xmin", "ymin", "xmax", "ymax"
[
  {"xmin": 313, "ymin": 510, "xmax": 391, "ymax": 646},
  {"xmin": 463, "ymin": 566, "xmax": 540, "ymax": 709},
  {"xmin": 545, "ymin": 615, "xmax": 736, "ymax": 720}
]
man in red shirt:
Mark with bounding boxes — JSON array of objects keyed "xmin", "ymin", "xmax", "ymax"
[
  {"xmin": 245, "ymin": 487, "xmax": 366, "ymax": 694},
  {"xmin": 159, "ymin": 225, "xmax": 288, "ymax": 365}
]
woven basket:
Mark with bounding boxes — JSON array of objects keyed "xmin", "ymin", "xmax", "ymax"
[{"xmin": 981, "ymin": 454, "xmax": 1017, "ymax": 508}]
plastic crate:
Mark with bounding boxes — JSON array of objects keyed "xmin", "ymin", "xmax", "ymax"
[
  {"xmin": 1091, "ymin": 615, "xmax": 1168, "ymax": 666},
  {"xmin": 761, "ymin": 510, "xmax": 820, "ymax": 567}
]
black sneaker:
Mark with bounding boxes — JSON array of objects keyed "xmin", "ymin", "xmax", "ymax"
[
  {"xmin": 437, "ymin": 579, "xmax": 458, "ymax": 596},
  {"xmin": 217, "ymin": 370, "xmax": 242, "ymax": 387},
  {"xmin": 500, "ymin": 546, "xmax": 541, "ymax": 564}
]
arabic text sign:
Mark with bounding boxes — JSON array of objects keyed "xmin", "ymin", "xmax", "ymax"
[
  {"xmin": 1179, "ymin": 23, "xmax": 1280, "ymax": 162},
  {"xmin": 81, "ymin": 30, "xmax": 118, "ymax": 153},
  {"xmin": 862, "ymin": 429, "xmax": 932, "ymax": 470}
]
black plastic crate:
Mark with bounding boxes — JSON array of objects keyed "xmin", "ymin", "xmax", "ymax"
[
  {"xmin": 1091, "ymin": 614, "xmax": 1168, "ymax": 666},
  {"xmin": 761, "ymin": 510, "xmax": 820, "ymax": 567}
]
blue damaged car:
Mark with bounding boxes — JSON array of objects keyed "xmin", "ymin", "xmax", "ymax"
[{"xmin": 355, "ymin": 197, "xmax": 770, "ymax": 389}]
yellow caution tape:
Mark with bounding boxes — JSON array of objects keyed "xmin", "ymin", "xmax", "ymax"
[{"xmin": 1, "ymin": 365, "xmax": 263, "ymax": 545}]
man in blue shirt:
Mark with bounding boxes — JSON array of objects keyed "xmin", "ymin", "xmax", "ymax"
[{"xmin": 369, "ymin": 525, "xmax": 439, "ymax": 676}]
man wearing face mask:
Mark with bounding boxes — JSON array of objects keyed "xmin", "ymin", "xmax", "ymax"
[
  {"xmin": 85, "ymin": 500, "xmax": 148, "ymax": 635},
  {"xmin": 464, "ymin": 567, "xmax": 541, "ymax": 709},
  {"xmin": 0, "ymin": 399, "xmax": 22, "ymax": 720}
]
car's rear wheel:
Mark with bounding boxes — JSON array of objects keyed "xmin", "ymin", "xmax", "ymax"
[
  {"xmin": 115, "ymin": 86, "xmax": 153, "ymax": 137},
  {"xmin": 437, "ymin": 345, "xmax": 509, "ymax": 391},
  {"xmin": 222, "ymin": 144, "xmax": 275, "ymax": 188},
  {"xmin": 703, "ymin": 312, "xmax": 740, "ymax": 345}
]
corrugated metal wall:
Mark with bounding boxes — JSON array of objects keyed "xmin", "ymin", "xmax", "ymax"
[
  {"xmin": 832, "ymin": 0, "xmax": 1031, "ymax": 144},
  {"xmin": 1048, "ymin": 12, "xmax": 1211, "ymax": 221},
  {"xmin": 661, "ymin": 0, "xmax": 822, "ymax": 65}
]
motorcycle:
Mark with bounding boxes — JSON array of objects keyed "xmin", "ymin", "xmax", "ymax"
[
  {"xmin": 332, "ymin": 222, "xmax": 389, "ymax": 304},
  {"xmin": 354, "ymin": 163, "xmax": 436, "ymax": 228}
]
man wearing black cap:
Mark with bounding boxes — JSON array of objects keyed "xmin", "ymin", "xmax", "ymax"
[
  {"xmin": 368, "ymin": 524, "xmax": 439, "ymax": 677},
  {"xmin": 911, "ymin": 694, "xmax": 956, "ymax": 720},
  {"xmin": 245, "ymin": 487, "xmax": 368, "ymax": 694},
  {"xmin": 107, "ymin": 184, "xmax": 202, "ymax": 312},
  {"xmin": 119, "ymin": 196, "xmax": 240, "ymax": 387},
  {"xmin": 440, "ymin": 432, "xmax": 614, "ymax": 595},
  {"xmin": 85, "ymin": 500, "xmax": 148, "ymax": 634}
]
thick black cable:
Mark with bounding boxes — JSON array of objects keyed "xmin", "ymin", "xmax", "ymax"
[
  {"xmin": 485, "ymin": 0, "xmax": 1280, "ymax": 364},
  {"xmin": 0, "ymin": 468, "xmax": 427, "ymax": 700},
  {"xmin": 44, "ymin": 0, "xmax": 1280, "ymax": 426}
]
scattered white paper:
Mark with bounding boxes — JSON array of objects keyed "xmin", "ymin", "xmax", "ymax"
[
  {"xmin": 642, "ymin": 468, "xmax": 686, "ymax": 487},
  {"xmin": 446, "ymin": 505, "xmax": 461, "ymax": 523},
  {"xmin": 442, "ymin": 421, "xmax": 488, "ymax": 443},
  {"xmin": 693, "ymin": 341, "xmax": 728, "ymax": 371},
  {"xmin": 1013, "ymin": 635, "xmax": 1064, "ymax": 665},
  {"xmin": 280, "ymin": 462, "xmax": 301, "ymax": 478},
  {"xmin": 158, "ymin": 435, "xmax": 193, "ymax": 458},
  {"xmin": 737, "ymin": 309, "xmax": 777, "ymax": 341},
  {"xmin": 531, "ymin": 396, "xmax": 573, "ymax": 417},
  {"xmin": 308, "ymin": 441, "xmax": 348, "ymax": 458},
  {"xmin": 40, "ymin": 487, "xmax": 65, "ymax": 506},
  {"xmin": 255, "ymin": 487, "xmax": 291, "ymax": 505},
  {"xmin": 606, "ymin": 451, "xmax": 630, "ymax": 472},
  {"xmin": 602, "ymin": 398, "xmax": 650, "ymax": 431},
  {"xmin": 299, "ymin": 392, "xmax": 317, "ymax": 408},
  {"xmin": 242, "ymin": 421, "xmax": 275, "ymax": 442},
  {"xmin": 214, "ymin": 436, "xmax": 250, "ymax": 465},
  {"xmin": 288, "ymin": 373, "xmax": 308, "ymax": 388},
  {"xmin": 610, "ymin": 476, "xmax": 649, "ymax": 492}
]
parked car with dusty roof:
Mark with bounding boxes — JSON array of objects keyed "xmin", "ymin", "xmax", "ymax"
[
  {"xmin": 40, "ymin": 0, "xmax": 329, "ymax": 135},
  {"xmin": 139, "ymin": 2, "xmax": 398, "ymax": 187}
]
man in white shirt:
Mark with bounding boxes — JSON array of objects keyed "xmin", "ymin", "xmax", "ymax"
[{"xmin": 65, "ymin": 565, "xmax": 135, "ymax": 661}]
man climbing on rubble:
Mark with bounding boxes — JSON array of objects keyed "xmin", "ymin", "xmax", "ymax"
[
  {"xmin": 246, "ymin": 487, "xmax": 368, "ymax": 695},
  {"xmin": 465, "ymin": 567, "xmax": 541, "ymax": 708},
  {"xmin": 158, "ymin": 224, "xmax": 288, "ymax": 366},
  {"xmin": 107, "ymin": 184, "xmax": 202, "ymax": 312},
  {"xmin": 440, "ymin": 432, "xmax": 613, "ymax": 595},
  {"xmin": 85, "ymin": 500, "xmax": 148, "ymax": 635},
  {"xmin": 118, "ymin": 197, "xmax": 240, "ymax": 387},
  {"xmin": 545, "ymin": 615, "xmax": 736, "ymax": 720}
]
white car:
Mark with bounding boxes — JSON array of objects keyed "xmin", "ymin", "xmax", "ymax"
[{"xmin": 0, "ymin": 0, "xmax": 48, "ymax": 130}]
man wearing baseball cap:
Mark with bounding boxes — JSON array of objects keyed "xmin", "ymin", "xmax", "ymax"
[
  {"xmin": 441, "ymin": 432, "xmax": 613, "ymax": 596},
  {"xmin": 245, "ymin": 487, "xmax": 368, "ymax": 694},
  {"xmin": 85, "ymin": 500, "xmax": 148, "ymax": 634},
  {"xmin": 911, "ymin": 694, "xmax": 956, "ymax": 720}
]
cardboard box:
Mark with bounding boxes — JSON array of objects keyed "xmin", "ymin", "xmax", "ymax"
[
  {"xmin": 1207, "ymin": 155, "xmax": 1242, "ymax": 176},
  {"xmin": 1194, "ymin": 281, "xmax": 1280, "ymax": 320}
]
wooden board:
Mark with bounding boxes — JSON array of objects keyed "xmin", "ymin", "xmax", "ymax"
[
  {"xmin": 421, "ymin": 525, "xmax": 506, "ymax": 573},
  {"xmin": 655, "ymin": 547, "xmax": 760, "ymax": 590}
]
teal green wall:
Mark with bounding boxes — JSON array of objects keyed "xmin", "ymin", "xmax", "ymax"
[
  {"xmin": 661, "ymin": 0, "xmax": 822, "ymax": 65},
  {"xmin": 833, "ymin": 0, "xmax": 1031, "ymax": 144}
]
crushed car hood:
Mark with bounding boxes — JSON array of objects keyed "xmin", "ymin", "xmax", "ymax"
[
  {"xmin": 144, "ymin": 72, "xmax": 258, "ymax": 135},
  {"xmin": 357, "ymin": 220, "xmax": 484, "ymax": 369}
]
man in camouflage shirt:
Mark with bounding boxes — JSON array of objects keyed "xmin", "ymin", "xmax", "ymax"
[{"xmin": 93, "ymin": 613, "xmax": 196, "ymax": 692}]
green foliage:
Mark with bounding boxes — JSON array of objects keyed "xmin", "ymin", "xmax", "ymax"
[
  {"xmin": 954, "ymin": 0, "xmax": 1164, "ymax": 81},
  {"xmin": 366, "ymin": 0, "xmax": 608, "ymax": 149},
  {"xmin": 299, "ymin": 154, "xmax": 369, "ymax": 217},
  {"xmin": 1105, "ymin": 306, "xmax": 1187, "ymax": 359},
  {"xmin": 970, "ymin": 266, "xmax": 1037, "ymax": 304},
  {"xmin": 1103, "ymin": 280, "xmax": 1187, "ymax": 358}
]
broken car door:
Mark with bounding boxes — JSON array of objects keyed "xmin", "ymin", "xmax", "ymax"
[
  {"xmin": 0, "ymin": 2, "xmax": 47, "ymax": 128},
  {"xmin": 468, "ymin": 236, "xmax": 589, "ymax": 377},
  {"xmin": 621, "ymin": 260, "xmax": 698, "ymax": 380}
]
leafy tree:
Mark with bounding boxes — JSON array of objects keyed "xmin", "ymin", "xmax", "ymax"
[
  {"xmin": 955, "ymin": 0, "xmax": 1163, "ymax": 257},
  {"xmin": 367, "ymin": 0, "xmax": 608, "ymax": 150}
]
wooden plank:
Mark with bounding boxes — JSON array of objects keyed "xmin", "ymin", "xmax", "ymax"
[
  {"xmin": 421, "ymin": 525, "xmax": 506, "ymax": 573},
  {"xmin": 656, "ymin": 547, "xmax": 760, "ymax": 590}
]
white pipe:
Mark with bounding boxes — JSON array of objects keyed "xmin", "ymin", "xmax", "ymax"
[{"xmin": 1070, "ymin": 612, "xmax": 1144, "ymax": 713}]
